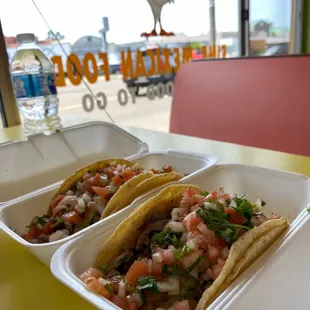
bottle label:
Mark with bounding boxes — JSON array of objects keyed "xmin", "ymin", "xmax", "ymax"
[{"xmin": 12, "ymin": 73, "xmax": 58, "ymax": 99}]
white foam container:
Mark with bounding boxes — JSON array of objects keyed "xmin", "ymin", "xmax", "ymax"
[
  {"xmin": 50, "ymin": 164, "xmax": 310, "ymax": 310},
  {"xmin": 0, "ymin": 150, "xmax": 217, "ymax": 266},
  {"xmin": 0, "ymin": 121, "xmax": 148, "ymax": 204}
]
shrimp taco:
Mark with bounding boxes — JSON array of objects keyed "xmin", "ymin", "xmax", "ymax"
[
  {"xmin": 80, "ymin": 184, "xmax": 289, "ymax": 310},
  {"xmin": 21, "ymin": 159, "xmax": 183, "ymax": 244}
]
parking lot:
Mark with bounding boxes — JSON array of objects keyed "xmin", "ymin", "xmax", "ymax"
[{"xmin": 58, "ymin": 75, "xmax": 172, "ymax": 132}]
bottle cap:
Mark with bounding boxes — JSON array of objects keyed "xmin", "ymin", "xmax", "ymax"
[{"xmin": 16, "ymin": 33, "xmax": 36, "ymax": 44}]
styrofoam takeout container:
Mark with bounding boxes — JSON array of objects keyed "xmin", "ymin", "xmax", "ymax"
[
  {"xmin": 0, "ymin": 150, "xmax": 217, "ymax": 266},
  {"xmin": 50, "ymin": 164, "xmax": 310, "ymax": 310},
  {"xmin": 0, "ymin": 121, "xmax": 148, "ymax": 204}
]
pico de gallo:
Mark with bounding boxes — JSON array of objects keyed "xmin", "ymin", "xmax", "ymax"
[
  {"xmin": 80, "ymin": 187, "xmax": 281, "ymax": 310},
  {"xmin": 21, "ymin": 162, "xmax": 173, "ymax": 244}
]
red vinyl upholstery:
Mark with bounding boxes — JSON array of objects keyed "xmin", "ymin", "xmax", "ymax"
[{"xmin": 170, "ymin": 56, "xmax": 310, "ymax": 156}]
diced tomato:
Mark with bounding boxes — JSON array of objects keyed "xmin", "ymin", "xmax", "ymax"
[
  {"xmin": 207, "ymin": 190, "xmax": 218, "ymax": 201},
  {"xmin": 112, "ymin": 175, "xmax": 123, "ymax": 186},
  {"xmin": 183, "ymin": 212, "xmax": 202, "ymax": 232},
  {"xmin": 111, "ymin": 296, "xmax": 128, "ymax": 309},
  {"xmin": 80, "ymin": 268, "xmax": 104, "ymax": 281},
  {"xmin": 150, "ymin": 260, "xmax": 163, "ymax": 276},
  {"xmin": 172, "ymin": 300, "xmax": 191, "ymax": 310},
  {"xmin": 120, "ymin": 170, "xmax": 134, "ymax": 181},
  {"xmin": 61, "ymin": 210, "xmax": 82, "ymax": 225},
  {"xmin": 224, "ymin": 207, "xmax": 247, "ymax": 225},
  {"xmin": 106, "ymin": 167, "xmax": 115, "ymax": 178},
  {"xmin": 179, "ymin": 188, "xmax": 200, "ymax": 208},
  {"xmin": 50, "ymin": 194, "xmax": 64, "ymax": 210},
  {"xmin": 217, "ymin": 238, "xmax": 227, "ymax": 248},
  {"xmin": 90, "ymin": 173, "xmax": 101, "ymax": 186},
  {"xmin": 92, "ymin": 186, "xmax": 111, "ymax": 197},
  {"xmin": 155, "ymin": 248, "xmax": 176, "ymax": 265},
  {"xmin": 87, "ymin": 278, "xmax": 111, "ymax": 299},
  {"xmin": 151, "ymin": 168, "xmax": 159, "ymax": 174},
  {"xmin": 184, "ymin": 188, "xmax": 200, "ymax": 198},
  {"xmin": 125, "ymin": 259, "xmax": 148, "ymax": 285},
  {"xmin": 40, "ymin": 222, "xmax": 54, "ymax": 235},
  {"xmin": 207, "ymin": 244, "xmax": 221, "ymax": 264},
  {"xmin": 182, "ymin": 251, "xmax": 202, "ymax": 270},
  {"xmin": 24, "ymin": 224, "xmax": 41, "ymax": 241},
  {"xmin": 126, "ymin": 297, "xmax": 138, "ymax": 310},
  {"xmin": 162, "ymin": 165, "xmax": 173, "ymax": 173},
  {"xmin": 210, "ymin": 263, "xmax": 223, "ymax": 280}
]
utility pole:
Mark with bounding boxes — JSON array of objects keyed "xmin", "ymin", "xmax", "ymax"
[{"xmin": 209, "ymin": 0, "xmax": 216, "ymax": 46}]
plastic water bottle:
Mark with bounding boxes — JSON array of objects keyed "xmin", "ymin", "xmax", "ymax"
[{"xmin": 10, "ymin": 33, "xmax": 61, "ymax": 135}]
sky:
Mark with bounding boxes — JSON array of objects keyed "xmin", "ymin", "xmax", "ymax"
[{"xmin": 0, "ymin": 0, "xmax": 290, "ymax": 44}]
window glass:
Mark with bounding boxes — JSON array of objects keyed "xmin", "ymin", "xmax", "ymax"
[
  {"xmin": 1, "ymin": 0, "xmax": 230, "ymax": 133},
  {"xmin": 250, "ymin": 0, "xmax": 292, "ymax": 56}
]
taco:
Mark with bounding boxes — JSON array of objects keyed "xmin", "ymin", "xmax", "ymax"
[
  {"xmin": 80, "ymin": 184, "xmax": 289, "ymax": 310},
  {"xmin": 21, "ymin": 159, "xmax": 183, "ymax": 244}
]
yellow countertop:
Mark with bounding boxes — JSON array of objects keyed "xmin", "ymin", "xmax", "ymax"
[{"xmin": 0, "ymin": 117, "xmax": 309, "ymax": 310}]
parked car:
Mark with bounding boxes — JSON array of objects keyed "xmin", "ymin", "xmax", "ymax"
[{"xmin": 121, "ymin": 47, "xmax": 176, "ymax": 95}]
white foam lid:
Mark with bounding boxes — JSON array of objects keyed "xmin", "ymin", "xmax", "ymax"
[{"xmin": 0, "ymin": 121, "xmax": 148, "ymax": 204}]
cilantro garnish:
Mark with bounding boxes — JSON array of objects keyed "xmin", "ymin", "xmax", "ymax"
[
  {"xmin": 202, "ymin": 191, "xmax": 210, "ymax": 196},
  {"xmin": 187, "ymin": 255, "xmax": 203, "ymax": 272},
  {"xmin": 261, "ymin": 200, "xmax": 266, "ymax": 206},
  {"xmin": 196, "ymin": 205, "xmax": 251, "ymax": 245},
  {"xmin": 180, "ymin": 245, "xmax": 190, "ymax": 258},
  {"xmin": 137, "ymin": 276, "xmax": 159, "ymax": 294},
  {"xmin": 306, "ymin": 204, "xmax": 310, "ymax": 213},
  {"xmin": 104, "ymin": 283, "xmax": 113, "ymax": 293},
  {"xmin": 152, "ymin": 230, "xmax": 181, "ymax": 248},
  {"xmin": 38, "ymin": 217, "xmax": 47, "ymax": 226},
  {"xmin": 234, "ymin": 198, "xmax": 253, "ymax": 221}
]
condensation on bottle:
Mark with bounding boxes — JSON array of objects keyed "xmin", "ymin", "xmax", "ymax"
[{"xmin": 10, "ymin": 33, "xmax": 61, "ymax": 135}]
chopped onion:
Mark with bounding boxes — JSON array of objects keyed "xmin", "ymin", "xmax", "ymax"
[
  {"xmin": 186, "ymin": 239, "xmax": 198, "ymax": 251},
  {"xmin": 165, "ymin": 221, "xmax": 185, "ymax": 233},
  {"xmin": 229, "ymin": 200, "xmax": 237, "ymax": 209},
  {"xmin": 189, "ymin": 269, "xmax": 199, "ymax": 279},
  {"xmin": 95, "ymin": 198, "xmax": 107, "ymax": 214},
  {"xmin": 180, "ymin": 232, "xmax": 188, "ymax": 245},
  {"xmin": 131, "ymin": 293, "xmax": 143, "ymax": 307},
  {"xmin": 221, "ymin": 247, "xmax": 229, "ymax": 260},
  {"xmin": 48, "ymin": 229, "xmax": 69, "ymax": 242},
  {"xmin": 201, "ymin": 273, "xmax": 211, "ymax": 282},
  {"xmin": 76, "ymin": 182, "xmax": 84, "ymax": 191},
  {"xmin": 83, "ymin": 173, "xmax": 92, "ymax": 181},
  {"xmin": 197, "ymin": 222, "xmax": 210, "ymax": 235},
  {"xmin": 132, "ymin": 163, "xmax": 141, "ymax": 172},
  {"xmin": 204, "ymin": 202, "xmax": 217, "ymax": 210},
  {"xmin": 82, "ymin": 193, "xmax": 92, "ymax": 203},
  {"xmin": 66, "ymin": 190, "xmax": 74, "ymax": 196},
  {"xmin": 75, "ymin": 198, "xmax": 86, "ymax": 213},
  {"xmin": 99, "ymin": 175, "xmax": 109, "ymax": 186},
  {"xmin": 157, "ymin": 281, "xmax": 174, "ymax": 293},
  {"xmin": 171, "ymin": 208, "xmax": 188, "ymax": 221},
  {"xmin": 254, "ymin": 199, "xmax": 263, "ymax": 212},
  {"xmin": 98, "ymin": 278, "xmax": 110, "ymax": 286},
  {"xmin": 118, "ymin": 280, "xmax": 126, "ymax": 297},
  {"xmin": 62, "ymin": 196, "xmax": 78, "ymax": 206},
  {"xmin": 152, "ymin": 252, "xmax": 163, "ymax": 263},
  {"xmin": 167, "ymin": 277, "xmax": 180, "ymax": 296}
]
